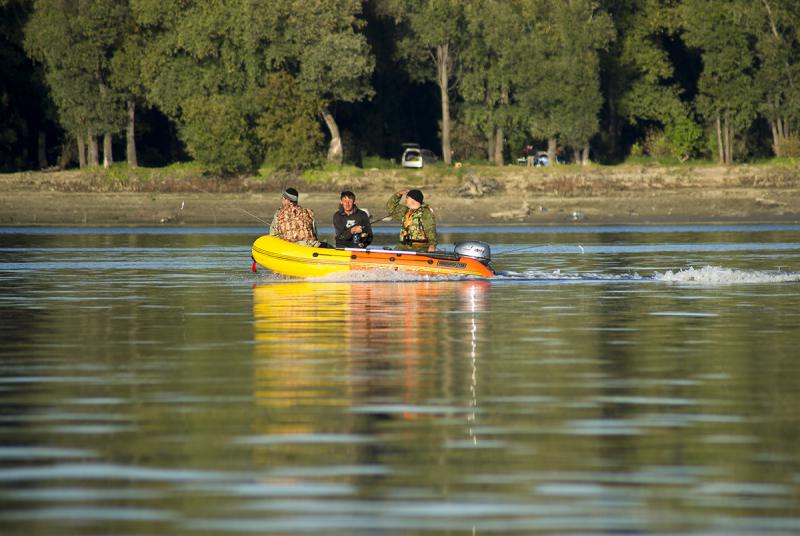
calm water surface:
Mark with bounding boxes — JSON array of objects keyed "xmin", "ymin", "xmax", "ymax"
[{"xmin": 1, "ymin": 224, "xmax": 800, "ymax": 535}]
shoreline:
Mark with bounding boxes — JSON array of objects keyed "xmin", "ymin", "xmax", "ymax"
[{"xmin": 2, "ymin": 163, "xmax": 799, "ymax": 226}]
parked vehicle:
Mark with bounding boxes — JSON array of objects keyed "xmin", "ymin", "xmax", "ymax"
[
  {"xmin": 535, "ymin": 151, "xmax": 549, "ymax": 167},
  {"xmin": 401, "ymin": 145, "xmax": 438, "ymax": 168}
]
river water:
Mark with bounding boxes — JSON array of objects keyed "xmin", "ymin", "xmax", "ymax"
[{"xmin": 1, "ymin": 224, "xmax": 799, "ymax": 535}]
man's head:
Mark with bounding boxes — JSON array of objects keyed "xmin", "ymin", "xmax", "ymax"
[
  {"xmin": 405, "ymin": 189, "xmax": 424, "ymax": 209},
  {"xmin": 340, "ymin": 191, "xmax": 356, "ymax": 213},
  {"xmin": 281, "ymin": 187, "xmax": 299, "ymax": 207}
]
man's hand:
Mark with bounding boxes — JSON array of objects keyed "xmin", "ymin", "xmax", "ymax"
[
  {"xmin": 396, "ymin": 189, "xmax": 409, "ymax": 196},
  {"xmin": 427, "ymin": 245, "xmax": 436, "ymax": 253},
  {"xmin": 351, "ymin": 225, "xmax": 363, "ymax": 234}
]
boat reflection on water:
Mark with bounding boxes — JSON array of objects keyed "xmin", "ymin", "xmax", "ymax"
[{"xmin": 251, "ymin": 279, "xmax": 489, "ymax": 442}]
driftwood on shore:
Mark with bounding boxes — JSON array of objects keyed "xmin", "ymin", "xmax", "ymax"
[{"xmin": 457, "ymin": 175, "xmax": 504, "ymax": 198}]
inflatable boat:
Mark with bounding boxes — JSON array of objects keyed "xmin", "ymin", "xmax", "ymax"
[{"xmin": 252, "ymin": 236, "xmax": 494, "ymax": 278}]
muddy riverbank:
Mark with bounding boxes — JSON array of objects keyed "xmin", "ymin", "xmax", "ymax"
[{"xmin": 2, "ymin": 163, "xmax": 798, "ymax": 225}]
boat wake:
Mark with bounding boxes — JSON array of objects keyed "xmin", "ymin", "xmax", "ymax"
[
  {"xmin": 498, "ymin": 265, "xmax": 800, "ymax": 284},
  {"xmin": 653, "ymin": 265, "xmax": 800, "ymax": 284},
  {"xmin": 496, "ymin": 269, "xmax": 645, "ymax": 282}
]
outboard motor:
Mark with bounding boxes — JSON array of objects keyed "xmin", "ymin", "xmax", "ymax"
[{"xmin": 454, "ymin": 240, "xmax": 492, "ymax": 264}]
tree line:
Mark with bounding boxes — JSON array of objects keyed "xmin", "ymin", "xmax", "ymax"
[{"xmin": 1, "ymin": 0, "xmax": 799, "ymax": 174}]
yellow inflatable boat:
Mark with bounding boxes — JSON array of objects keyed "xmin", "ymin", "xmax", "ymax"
[{"xmin": 251, "ymin": 236, "xmax": 495, "ymax": 278}]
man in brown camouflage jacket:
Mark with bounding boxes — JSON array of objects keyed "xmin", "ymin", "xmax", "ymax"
[{"xmin": 268, "ymin": 188, "xmax": 321, "ymax": 247}]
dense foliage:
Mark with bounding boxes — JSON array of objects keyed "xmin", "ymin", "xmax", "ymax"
[{"xmin": 1, "ymin": 0, "xmax": 799, "ymax": 173}]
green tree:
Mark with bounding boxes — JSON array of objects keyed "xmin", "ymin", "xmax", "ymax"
[
  {"xmin": 461, "ymin": 0, "xmax": 529, "ymax": 165},
  {"xmin": 517, "ymin": 0, "xmax": 613, "ymax": 164},
  {"xmin": 25, "ymin": 0, "xmax": 129, "ymax": 168},
  {"xmin": 132, "ymin": 0, "xmax": 266, "ymax": 172},
  {"xmin": 109, "ymin": 13, "xmax": 148, "ymax": 168},
  {"xmin": 280, "ymin": 0, "xmax": 375, "ymax": 164},
  {"xmin": 753, "ymin": 0, "xmax": 800, "ymax": 156},
  {"xmin": 682, "ymin": 0, "xmax": 760, "ymax": 164},
  {"xmin": 604, "ymin": 0, "xmax": 702, "ymax": 161},
  {"xmin": 133, "ymin": 0, "xmax": 372, "ymax": 171}
]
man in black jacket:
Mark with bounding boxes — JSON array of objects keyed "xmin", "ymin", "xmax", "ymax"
[{"xmin": 332, "ymin": 191, "xmax": 373, "ymax": 248}]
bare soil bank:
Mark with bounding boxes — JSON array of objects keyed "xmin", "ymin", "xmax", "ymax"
[{"xmin": 1, "ymin": 164, "xmax": 798, "ymax": 226}]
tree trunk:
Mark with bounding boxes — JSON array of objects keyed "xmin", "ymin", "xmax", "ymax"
[
  {"xmin": 486, "ymin": 129, "xmax": 495, "ymax": 163},
  {"xmin": 87, "ymin": 131, "xmax": 99, "ymax": 167},
  {"xmin": 581, "ymin": 145, "xmax": 590, "ymax": 165},
  {"xmin": 715, "ymin": 113, "xmax": 724, "ymax": 165},
  {"xmin": 103, "ymin": 132, "xmax": 113, "ymax": 168},
  {"xmin": 321, "ymin": 106, "xmax": 343, "ymax": 165},
  {"xmin": 436, "ymin": 43, "xmax": 452, "ymax": 165},
  {"xmin": 724, "ymin": 112, "xmax": 732, "ymax": 164},
  {"xmin": 729, "ymin": 123, "xmax": 734, "ymax": 164},
  {"xmin": 126, "ymin": 97, "xmax": 138, "ymax": 168},
  {"xmin": 77, "ymin": 134, "xmax": 86, "ymax": 169},
  {"xmin": 494, "ymin": 86, "xmax": 508, "ymax": 166},
  {"xmin": 771, "ymin": 120, "xmax": 782, "ymax": 157},
  {"xmin": 494, "ymin": 126, "xmax": 504, "ymax": 166},
  {"xmin": 547, "ymin": 137, "xmax": 557, "ymax": 166},
  {"xmin": 37, "ymin": 130, "xmax": 47, "ymax": 169},
  {"xmin": 57, "ymin": 138, "xmax": 74, "ymax": 170}
]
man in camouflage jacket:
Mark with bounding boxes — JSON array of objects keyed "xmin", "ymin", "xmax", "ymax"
[
  {"xmin": 386, "ymin": 188, "xmax": 437, "ymax": 252},
  {"xmin": 269, "ymin": 188, "xmax": 321, "ymax": 247}
]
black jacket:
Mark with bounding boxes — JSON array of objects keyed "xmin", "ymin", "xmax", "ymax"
[{"xmin": 333, "ymin": 206, "xmax": 373, "ymax": 248}]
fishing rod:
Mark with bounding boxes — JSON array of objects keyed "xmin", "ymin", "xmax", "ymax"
[
  {"xmin": 369, "ymin": 214, "xmax": 392, "ymax": 224},
  {"xmin": 238, "ymin": 207, "xmax": 271, "ymax": 226}
]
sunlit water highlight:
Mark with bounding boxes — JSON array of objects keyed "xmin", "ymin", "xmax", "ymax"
[{"xmin": 1, "ymin": 224, "xmax": 799, "ymax": 535}]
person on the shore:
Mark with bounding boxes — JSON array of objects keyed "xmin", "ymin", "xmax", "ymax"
[
  {"xmin": 386, "ymin": 188, "xmax": 437, "ymax": 252},
  {"xmin": 269, "ymin": 187, "xmax": 321, "ymax": 247},
  {"xmin": 524, "ymin": 145, "xmax": 535, "ymax": 168},
  {"xmin": 333, "ymin": 191, "xmax": 373, "ymax": 248}
]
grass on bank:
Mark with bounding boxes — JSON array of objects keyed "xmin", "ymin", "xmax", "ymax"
[{"xmin": 9, "ymin": 154, "xmax": 799, "ymax": 193}]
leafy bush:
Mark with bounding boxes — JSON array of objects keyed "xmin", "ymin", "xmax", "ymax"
[
  {"xmin": 665, "ymin": 116, "xmax": 703, "ymax": 161},
  {"xmin": 179, "ymin": 95, "xmax": 258, "ymax": 175},
  {"xmin": 642, "ymin": 127, "xmax": 671, "ymax": 158},
  {"xmin": 776, "ymin": 135, "xmax": 800, "ymax": 158},
  {"xmin": 255, "ymin": 73, "xmax": 324, "ymax": 172}
]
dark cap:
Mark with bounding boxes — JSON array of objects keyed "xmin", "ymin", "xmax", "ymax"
[
  {"xmin": 406, "ymin": 189, "xmax": 424, "ymax": 204},
  {"xmin": 282, "ymin": 188, "xmax": 299, "ymax": 202}
]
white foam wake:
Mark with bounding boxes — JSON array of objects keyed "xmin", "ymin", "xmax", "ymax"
[
  {"xmin": 498, "ymin": 269, "xmax": 643, "ymax": 281},
  {"xmin": 655, "ymin": 265, "xmax": 800, "ymax": 284}
]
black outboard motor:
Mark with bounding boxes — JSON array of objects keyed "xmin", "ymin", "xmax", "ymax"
[{"xmin": 454, "ymin": 241, "xmax": 492, "ymax": 264}]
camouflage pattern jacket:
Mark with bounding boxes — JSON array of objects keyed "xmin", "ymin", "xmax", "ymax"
[
  {"xmin": 386, "ymin": 192, "xmax": 437, "ymax": 251},
  {"xmin": 269, "ymin": 204, "xmax": 320, "ymax": 247}
]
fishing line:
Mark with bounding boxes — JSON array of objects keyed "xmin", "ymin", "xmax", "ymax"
[
  {"xmin": 497, "ymin": 243, "xmax": 585, "ymax": 256},
  {"xmin": 498, "ymin": 243, "xmax": 553, "ymax": 256},
  {"xmin": 188, "ymin": 184, "xmax": 272, "ymax": 226}
]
